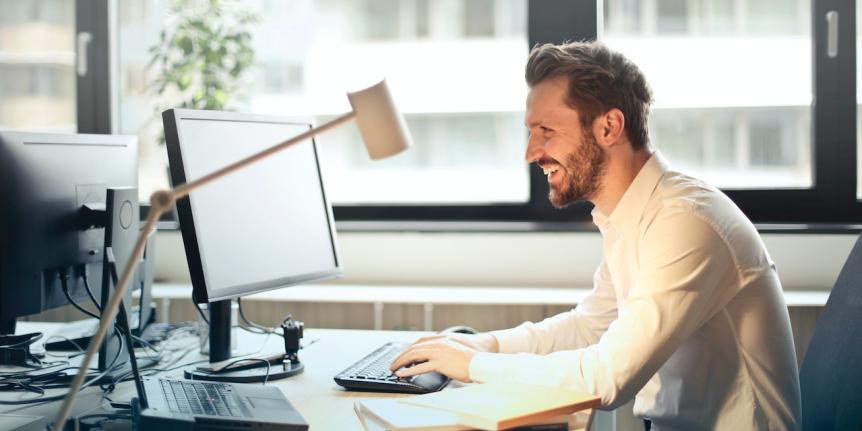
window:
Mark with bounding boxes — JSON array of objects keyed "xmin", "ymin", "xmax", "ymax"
[
  {"xmin": 117, "ymin": 0, "xmax": 530, "ymax": 208},
  {"xmin": 0, "ymin": 0, "xmax": 75, "ymax": 132},
  {"xmin": 105, "ymin": 0, "xmax": 862, "ymax": 224},
  {"xmin": 603, "ymin": 0, "xmax": 812, "ymax": 190},
  {"xmin": 6, "ymin": 1, "xmax": 860, "ymax": 226}
]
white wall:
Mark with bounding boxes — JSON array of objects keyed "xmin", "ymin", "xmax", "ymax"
[{"xmin": 154, "ymin": 230, "xmax": 856, "ymax": 291}]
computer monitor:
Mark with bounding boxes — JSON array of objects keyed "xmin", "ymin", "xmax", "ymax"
[
  {"xmin": 0, "ymin": 132, "xmax": 138, "ymax": 336},
  {"xmin": 163, "ymin": 109, "xmax": 342, "ymax": 382}
]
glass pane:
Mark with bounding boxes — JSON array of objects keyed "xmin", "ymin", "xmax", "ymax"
[
  {"xmin": 0, "ymin": 0, "xmax": 76, "ymax": 132},
  {"xmin": 603, "ymin": 0, "xmax": 812, "ymax": 189},
  {"xmin": 118, "ymin": 0, "xmax": 530, "ymax": 205}
]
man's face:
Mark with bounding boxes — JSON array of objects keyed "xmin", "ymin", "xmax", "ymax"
[{"xmin": 525, "ymin": 76, "xmax": 607, "ymax": 209}]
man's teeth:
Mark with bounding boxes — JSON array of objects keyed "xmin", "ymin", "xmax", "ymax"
[{"xmin": 542, "ymin": 166, "xmax": 560, "ymax": 175}]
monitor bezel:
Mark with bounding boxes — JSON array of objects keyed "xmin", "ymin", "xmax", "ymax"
[{"xmin": 163, "ymin": 109, "xmax": 343, "ymax": 304}]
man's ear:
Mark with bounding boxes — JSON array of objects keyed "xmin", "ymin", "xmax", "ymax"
[{"xmin": 593, "ymin": 109, "xmax": 625, "ymax": 148}]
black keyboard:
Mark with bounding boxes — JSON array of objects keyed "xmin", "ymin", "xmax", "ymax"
[
  {"xmin": 334, "ymin": 342, "xmax": 450, "ymax": 394},
  {"xmin": 160, "ymin": 379, "xmax": 241, "ymax": 417}
]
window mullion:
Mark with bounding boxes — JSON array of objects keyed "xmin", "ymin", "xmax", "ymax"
[
  {"xmin": 75, "ymin": 0, "xmax": 112, "ymax": 134},
  {"xmin": 812, "ymin": 0, "xmax": 856, "ymax": 216}
]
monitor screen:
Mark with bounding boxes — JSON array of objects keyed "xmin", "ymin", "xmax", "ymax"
[{"xmin": 164, "ymin": 109, "xmax": 342, "ymax": 303}]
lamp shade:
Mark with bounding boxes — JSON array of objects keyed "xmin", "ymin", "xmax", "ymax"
[{"xmin": 347, "ymin": 80, "xmax": 412, "ymax": 160}]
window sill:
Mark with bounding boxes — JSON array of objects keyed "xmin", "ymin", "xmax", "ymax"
[{"xmin": 153, "ymin": 219, "xmax": 862, "ymax": 234}]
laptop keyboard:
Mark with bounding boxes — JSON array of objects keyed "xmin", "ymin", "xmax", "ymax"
[{"xmin": 160, "ymin": 379, "xmax": 241, "ymax": 417}]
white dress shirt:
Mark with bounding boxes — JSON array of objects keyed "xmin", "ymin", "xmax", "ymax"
[{"xmin": 469, "ymin": 152, "xmax": 801, "ymax": 430}]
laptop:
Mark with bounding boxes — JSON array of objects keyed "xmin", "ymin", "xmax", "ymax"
[
  {"xmin": 117, "ymin": 315, "xmax": 308, "ymax": 430},
  {"xmin": 136, "ymin": 377, "xmax": 308, "ymax": 430}
]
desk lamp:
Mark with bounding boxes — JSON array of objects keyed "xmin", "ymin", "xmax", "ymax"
[{"xmin": 52, "ymin": 80, "xmax": 411, "ymax": 429}]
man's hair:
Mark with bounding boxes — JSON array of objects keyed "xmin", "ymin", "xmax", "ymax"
[{"xmin": 525, "ymin": 41, "xmax": 653, "ymax": 150}]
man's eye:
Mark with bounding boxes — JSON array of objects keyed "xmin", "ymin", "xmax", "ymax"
[{"xmin": 541, "ymin": 126, "xmax": 552, "ymax": 133}]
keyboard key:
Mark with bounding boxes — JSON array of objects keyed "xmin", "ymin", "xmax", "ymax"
[{"xmin": 159, "ymin": 380, "xmax": 240, "ymax": 417}]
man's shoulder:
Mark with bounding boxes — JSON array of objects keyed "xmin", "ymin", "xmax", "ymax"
[
  {"xmin": 642, "ymin": 170, "xmax": 766, "ymax": 259},
  {"xmin": 651, "ymin": 170, "xmax": 740, "ymax": 217},
  {"xmin": 645, "ymin": 171, "xmax": 754, "ymax": 233}
]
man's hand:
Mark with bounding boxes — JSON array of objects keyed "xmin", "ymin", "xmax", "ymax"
[{"xmin": 389, "ymin": 333, "xmax": 499, "ymax": 382}]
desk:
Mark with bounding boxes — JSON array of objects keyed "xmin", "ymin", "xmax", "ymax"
[{"xmin": 8, "ymin": 323, "xmax": 583, "ymax": 430}]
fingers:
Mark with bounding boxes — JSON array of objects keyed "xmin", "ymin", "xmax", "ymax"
[
  {"xmin": 395, "ymin": 361, "xmax": 435, "ymax": 378},
  {"xmin": 390, "ymin": 346, "xmax": 414, "ymax": 370},
  {"xmin": 390, "ymin": 346, "xmax": 433, "ymax": 371},
  {"xmin": 390, "ymin": 336, "xmax": 447, "ymax": 370}
]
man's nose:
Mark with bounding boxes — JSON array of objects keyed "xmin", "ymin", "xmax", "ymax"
[{"xmin": 525, "ymin": 136, "xmax": 543, "ymax": 163}]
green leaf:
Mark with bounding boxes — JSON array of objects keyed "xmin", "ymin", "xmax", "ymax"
[
  {"xmin": 148, "ymin": 0, "xmax": 260, "ymax": 140},
  {"xmin": 178, "ymin": 74, "xmax": 192, "ymax": 90}
]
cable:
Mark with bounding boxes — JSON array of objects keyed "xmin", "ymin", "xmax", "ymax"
[
  {"xmin": 43, "ymin": 335, "xmax": 85, "ymax": 357},
  {"xmin": 236, "ymin": 298, "xmax": 284, "ymax": 335},
  {"xmin": 100, "ymin": 323, "xmax": 201, "ymax": 385},
  {"xmin": 0, "ymin": 328, "xmax": 125, "ymax": 405},
  {"xmin": 131, "ymin": 335, "xmax": 161, "ymax": 356},
  {"xmin": 73, "ymin": 412, "xmax": 133, "ymax": 430},
  {"xmin": 193, "ymin": 302, "xmax": 210, "ymax": 326},
  {"xmin": 0, "ymin": 272, "xmax": 129, "ymax": 399},
  {"xmin": 236, "ymin": 298, "xmax": 269, "ymax": 333},
  {"xmin": 81, "ymin": 269, "xmax": 101, "ymax": 312},
  {"xmin": 216, "ymin": 358, "xmax": 272, "ymax": 385},
  {"xmin": 59, "ymin": 271, "xmax": 99, "ymax": 320},
  {"xmin": 0, "ymin": 305, "xmax": 203, "ymax": 406}
]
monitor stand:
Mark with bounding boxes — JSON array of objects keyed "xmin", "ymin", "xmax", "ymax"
[
  {"xmin": 183, "ymin": 299, "xmax": 303, "ymax": 383},
  {"xmin": 0, "ymin": 318, "xmax": 15, "ymax": 335}
]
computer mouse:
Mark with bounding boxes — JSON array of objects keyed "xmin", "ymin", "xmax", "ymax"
[{"xmin": 440, "ymin": 325, "xmax": 477, "ymax": 335}]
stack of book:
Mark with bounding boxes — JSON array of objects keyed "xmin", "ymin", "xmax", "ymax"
[{"xmin": 354, "ymin": 382, "xmax": 600, "ymax": 431}]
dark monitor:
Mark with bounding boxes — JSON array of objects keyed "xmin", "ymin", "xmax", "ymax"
[
  {"xmin": 163, "ymin": 109, "xmax": 342, "ymax": 381},
  {"xmin": 0, "ymin": 132, "xmax": 138, "ymax": 335}
]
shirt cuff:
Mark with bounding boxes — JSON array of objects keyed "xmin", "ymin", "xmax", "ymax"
[
  {"xmin": 489, "ymin": 323, "xmax": 535, "ymax": 354},
  {"xmin": 469, "ymin": 352, "xmax": 516, "ymax": 383}
]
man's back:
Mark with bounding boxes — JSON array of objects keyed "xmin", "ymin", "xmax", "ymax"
[{"xmin": 625, "ymin": 156, "xmax": 801, "ymax": 430}]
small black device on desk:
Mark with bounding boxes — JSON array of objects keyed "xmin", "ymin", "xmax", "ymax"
[{"xmin": 334, "ymin": 342, "xmax": 450, "ymax": 394}]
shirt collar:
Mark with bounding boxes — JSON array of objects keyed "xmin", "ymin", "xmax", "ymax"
[{"xmin": 592, "ymin": 151, "xmax": 669, "ymax": 237}]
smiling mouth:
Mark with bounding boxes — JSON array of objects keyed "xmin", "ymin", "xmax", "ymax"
[
  {"xmin": 542, "ymin": 166, "xmax": 560, "ymax": 176},
  {"xmin": 541, "ymin": 164, "xmax": 562, "ymax": 183}
]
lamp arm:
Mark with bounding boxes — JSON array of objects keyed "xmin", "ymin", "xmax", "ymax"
[
  {"xmin": 173, "ymin": 111, "xmax": 356, "ymax": 200},
  {"xmin": 52, "ymin": 204, "xmax": 162, "ymax": 430},
  {"xmin": 51, "ymin": 110, "xmax": 357, "ymax": 430}
]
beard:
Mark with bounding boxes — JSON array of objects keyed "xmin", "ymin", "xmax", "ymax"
[{"xmin": 548, "ymin": 131, "xmax": 607, "ymax": 209}]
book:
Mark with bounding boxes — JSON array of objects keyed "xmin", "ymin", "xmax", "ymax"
[
  {"xmin": 400, "ymin": 382, "xmax": 600, "ymax": 430},
  {"xmin": 355, "ymin": 398, "xmax": 470, "ymax": 431},
  {"xmin": 354, "ymin": 397, "xmax": 582, "ymax": 431}
]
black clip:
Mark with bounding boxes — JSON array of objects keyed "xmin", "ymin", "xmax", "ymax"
[{"xmin": 280, "ymin": 315, "xmax": 304, "ymax": 364}]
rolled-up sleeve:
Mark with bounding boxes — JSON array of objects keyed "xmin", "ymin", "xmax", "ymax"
[{"xmin": 469, "ymin": 210, "xmax": 741, "ymax": 408}]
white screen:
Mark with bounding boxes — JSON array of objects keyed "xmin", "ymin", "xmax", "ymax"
[{"xmin": 177, "ymin": 117, "xmax": 339, "ymax": 299}]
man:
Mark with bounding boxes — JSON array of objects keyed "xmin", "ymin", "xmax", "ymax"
[{"xmin": 390, "ymin": 41, "xmax": 801, "ymax": 430}]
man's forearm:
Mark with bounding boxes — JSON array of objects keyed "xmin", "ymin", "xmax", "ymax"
[{"xmin": 480, "ymin": 332, "xmax": 500, "ymax": 353}]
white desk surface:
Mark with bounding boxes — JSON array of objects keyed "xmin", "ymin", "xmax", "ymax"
[{"xmin": 3, "ymin": 322, "xmax": 443, "ymax": 430}]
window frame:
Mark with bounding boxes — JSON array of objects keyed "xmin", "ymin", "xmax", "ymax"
[
  {"xmin": 87, "ymin": 0, "xmax": 862, "ymax": 229},
  {"xmin": 76, "ymin": 0, "xmax": 112, "ymax": 134}
]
